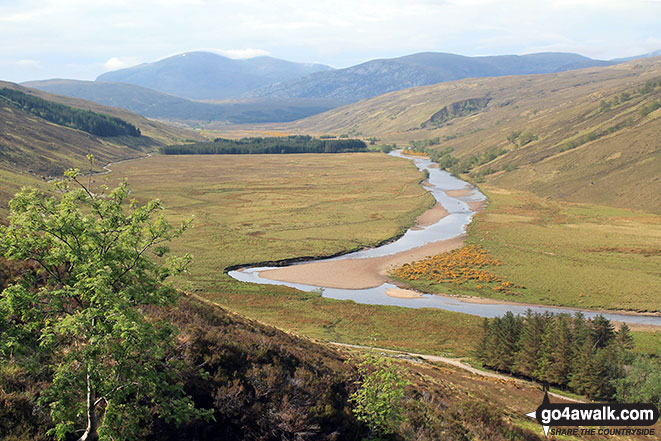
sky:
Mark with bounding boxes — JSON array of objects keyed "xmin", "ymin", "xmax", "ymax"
[{"xmin": 1, "ymin": 0, "xmax": 660, "ymax": 83}]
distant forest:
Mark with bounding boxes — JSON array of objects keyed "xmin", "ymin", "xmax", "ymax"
[
  {"xmin": 476, "ymin": 311, "xmax": 658, "ymax": 404},
  {"xmin": 0, "ymin": 88, "xmax": 141, "ymax": 137},
  {"xmin": 161, "ymin": 135, "xmax": 368, "ymax": 155}
]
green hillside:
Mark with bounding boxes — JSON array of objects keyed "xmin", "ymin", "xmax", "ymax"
[
  {"xmin": 0, "ymin": 81, "xmax": 203, "ymax": 213},
  {"xmin": 22, "ymin": 79, "xmax": 343, "ymax": 124},
  {"xmin": 274, "ymin": 58, "xmax": 661, "ymax": 211}
]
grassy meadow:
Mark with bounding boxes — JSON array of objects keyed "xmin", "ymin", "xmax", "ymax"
[
  {"xmin": 104, "ymin": 152, "xmax": 484, "ymax": 357},
  {"xmin": 394, "ymin": 186, "xmax": 660, "ymax": 313},
  {"xmin": 100, "ymin": 152, "xmax": 659, "ymax": 358}
]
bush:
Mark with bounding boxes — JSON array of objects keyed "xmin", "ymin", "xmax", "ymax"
[{"xmin": 349, "ymin": 354, "xmax": 410, "ymax": 437}]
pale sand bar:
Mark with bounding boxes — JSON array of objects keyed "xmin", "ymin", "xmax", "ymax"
[
  {"xmin": 445, "ymin": 188, "xmax": 473, "ymax": 198},
  {"xmin": 386, "ymin": 288, "xmax": 423, "ymax": 298},
  {"xmin": 413, "ymin": 202, "xmax": 449, "ymax": 229},
  {"xmin": 259, "ymin": 236, "xmax": 464, "ymax": 289}
]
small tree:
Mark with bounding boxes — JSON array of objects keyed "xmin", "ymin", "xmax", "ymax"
[
  {"xmin": 614, "ymin": 355, "xmax": 661, "ymax": 407},
  {"xmin": 349, "ymin": 353, "xmax": 410, "ymax": 438},
  {"xmin": 0, "ymin": 168, "xmax": 206, "ymax": 441}
]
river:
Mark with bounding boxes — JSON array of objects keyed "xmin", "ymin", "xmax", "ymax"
[{"xmin": 229, "ymin": 151, "xmax": 661, "ymax": 327}]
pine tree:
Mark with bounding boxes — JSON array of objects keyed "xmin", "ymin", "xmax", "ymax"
[
  {"xmin": 591, "ymin": 315, "xmax": 615, "ymax": 349},
  {"xmin": 514, "ymin": 310, "xmax": 545, "ymax": 379},
  {"xmin": 475, "ymin": 318, "xmax": 491, "ymax": 363},
  {"xmin": 569, "ymin": 338, "xmax": 595, "ymax": 395},
  {"xmin": 492, "ymin": 312, "xmax": 521, "ymax": 372}
]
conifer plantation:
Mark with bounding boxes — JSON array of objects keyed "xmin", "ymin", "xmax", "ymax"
[
  {"xmin": 0, "ymin": 88, "xmax": 141, "ymax": 137},
  {"xmin": 161, "ymin": 136, "xmax": 367, "ymax": 155},
  {"xmin": 476, "ymin": 311, "xmax": 660, "ymax": 404}
]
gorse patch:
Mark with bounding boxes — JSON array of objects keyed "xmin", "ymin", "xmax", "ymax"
[{"xmin": 391, "ymin": 244, "xmax": 523, "ymax": 294}]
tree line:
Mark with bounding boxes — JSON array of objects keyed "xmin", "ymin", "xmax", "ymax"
[
  {"xmin": 0, "ymin": 88, "xmax": 141, "ymax": 137},
  {"xmin": 160, "ymin": 135, "xmax": 368, "ymax": 155},
  {"xmin": 476, "ymin": 311, "xmax": 659, "ymax": 404}
]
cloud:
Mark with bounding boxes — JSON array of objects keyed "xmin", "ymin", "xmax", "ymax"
[
  {"xmin": 1, "ymin": 0, "xmax": 659, "ymax": 81},
  {"xmin": 215, "ymin": 48, "xmax": 270, "ymax": 59},
  {"xmin": 15, "ymin": 59, "xmax": 43, "ymax": 69},
  {"xmin": 102, "ymin": 56, "xmax": 143, "ymax": 71}
]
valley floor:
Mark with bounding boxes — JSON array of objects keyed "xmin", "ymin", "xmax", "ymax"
[{"xmin": 101, "ymin": 152, "xmax": 659, "ymax": 358}]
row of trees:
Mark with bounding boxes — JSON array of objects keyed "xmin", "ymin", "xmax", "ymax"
[
  {"xmin": 405, "ymin": 143, "xmax": 509, "ymax": 179},
  {"xmin": 476, "ymin": 311, "xmax": 660, "ymax": 403},
  {"xmin": 0, "ymin": 88, "xmax": 141, "ymax": 137},
  {"xmin": 161, "ymin": 135, "xmax": 367, "ymax": 155}
]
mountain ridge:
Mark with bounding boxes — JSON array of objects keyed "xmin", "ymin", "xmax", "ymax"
[
  {"xmin": 245, "ymin": 51, "xmax": 614, "ymax": 101},
  {"xmin": 96, "ymin": 51, "xmax": 333, "ymax": 100},
  {"xmin": 24, "ymin": 50, "xmax": 658, "ymax": 125},
  {"xmin": 22, "ymin": 79, "xmax": 344, "ymax": 124}
]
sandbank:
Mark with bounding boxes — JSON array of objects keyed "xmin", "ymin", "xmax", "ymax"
[
  {"xmin": 445, "ymin": 188, "xmax": 473, "ymax": 197},
  {"xmin": 412, "ymin": 202, "xmax": 449, "ymax": 229},
  {"xmin": 259, "ymin": 236, "xmax": 465, "ymax": 289},
  {"xmin": 386, "ymin": 288, "xmax": 423, "ymax": 298}
]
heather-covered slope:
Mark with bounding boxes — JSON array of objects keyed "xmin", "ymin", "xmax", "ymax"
[{"xmin": 274, "ymin": 58, "xmax": 661, "ymax": 211}]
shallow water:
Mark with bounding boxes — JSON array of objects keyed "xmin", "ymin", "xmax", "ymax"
[{"xmin": 229, "ymin": 152, "xmax": 661, "ymax": 326}]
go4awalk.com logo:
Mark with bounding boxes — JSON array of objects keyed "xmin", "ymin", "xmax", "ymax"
[{"xmin": 526, "ymin": 392, "xmax": 659, "ymax": 437}]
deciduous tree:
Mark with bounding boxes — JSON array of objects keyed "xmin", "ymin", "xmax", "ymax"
[{"xmin": 0, "ymin": 168, "xmax": 207, "ymax": 441}]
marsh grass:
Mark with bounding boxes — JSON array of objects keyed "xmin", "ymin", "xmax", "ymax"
[{"xmin": 102, "ymin": 154, "xmax": 658, "ymax": 357}]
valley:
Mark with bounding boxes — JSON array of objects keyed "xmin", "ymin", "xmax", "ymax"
[
  {"xmin": 98, "ymin": 152, "xmax": 660, "ymax": 355},
  {"xmin": 1, "ymin": 48, "xmax": 660, "ymax": 441}
]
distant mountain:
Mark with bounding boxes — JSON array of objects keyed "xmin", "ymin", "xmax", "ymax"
[
  {"xmin": 22, "ymin": 79, "xmax": 343, "ymax": 124},
  {"xmin": 612, "ymin": 49, "xmax": 661, "ymax": 63},
  {"xmin": 96, "ymin": 52, "xmax": 333, "ymax": 100},
  {"xmin": 27, "ymin": 51, "xmax": 643, "ymax": 125},
  {"xmin": 246, "ymin": 52, "xmax": 614, "ymax": 101}
]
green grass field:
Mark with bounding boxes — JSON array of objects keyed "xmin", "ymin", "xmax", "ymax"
[
  {"xmin": 395, "ymin": 186, "xmax": 660, "ymax": 313},
  {"xmin": 103, "ymin": 153, "xmax": 483, "ymax": 357},
  {"xmin": 103, "ymin": 153, "xmax": 658, "ymax": 358}
]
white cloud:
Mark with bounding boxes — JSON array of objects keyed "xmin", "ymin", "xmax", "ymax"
[
  {"xmin": 102, "ymin": 56, "xmax": 143, "ymax": 71},
  {"xmin": 15, "ymin": 59, "xmax": 43, "ymax": 69},
  {"xmin": 0, "ymin": 0, "xmax": 659, "ymax": 81}
]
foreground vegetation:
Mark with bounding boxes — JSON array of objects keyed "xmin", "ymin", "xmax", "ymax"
[
  {"xmin": 1, "ymin": 149, "xmax": 658, "ymax": 439},
  {"xmin": 0, "ymin": 175, "xmax": 544, "ymax": 441}
]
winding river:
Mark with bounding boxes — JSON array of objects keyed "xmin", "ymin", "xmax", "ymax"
[{"xmin": 229, "ymin": 151, "xmax": 661, "ymax": 327}]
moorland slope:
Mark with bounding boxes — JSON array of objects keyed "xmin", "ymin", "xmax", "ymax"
[
  {"xmin": 274, "ymin": 58, "xmax": 661, "ymax": 211},
  {"xmin": 0, "ymin": 81, "xmax": 202, "ymax": 209}
]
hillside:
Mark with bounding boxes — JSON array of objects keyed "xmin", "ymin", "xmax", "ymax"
[
  {"xmin": 0, "ymin": 81, "xmax": 202, "ymax": 209},
  {"xmin": 22, "ymin": 79, "xmax": 342, "ymax": 124},
  {"xmin": 268, "ymin": 58, "xmax": 661, "ymax": 211},
  {"xmin": 96, "ymin": 52, "xmax": 332, "ymax": 100},
  {"xmin": 25, "ymin": 52, "xmax": 620, "ymax": 125},
  {"xmin": 247, "ymin": 52, "xmax": 613, "ymax": 101}
]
